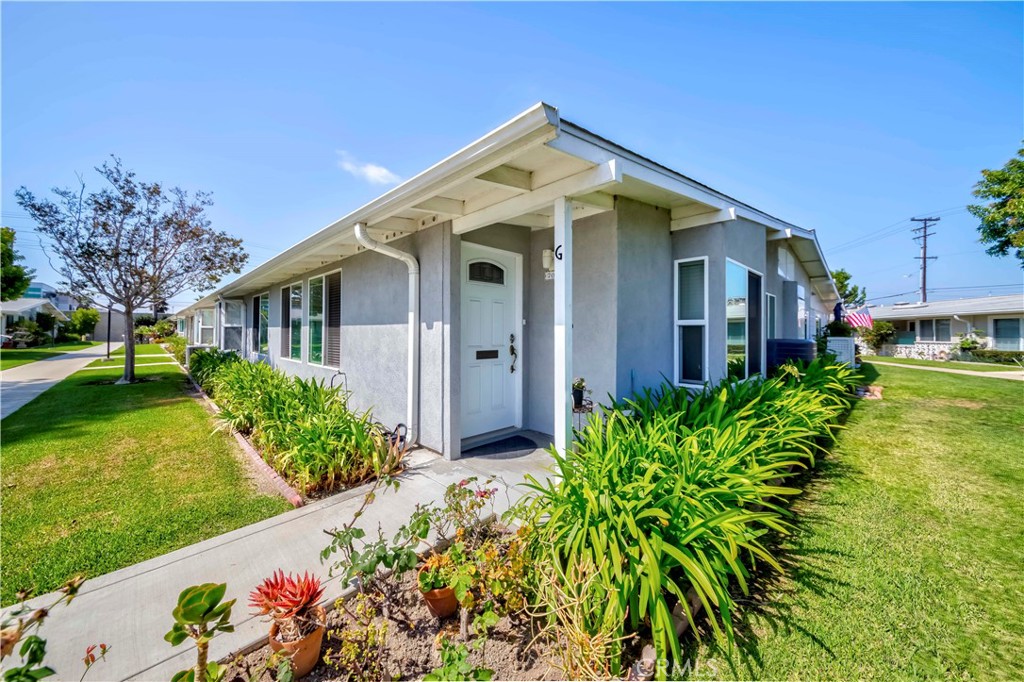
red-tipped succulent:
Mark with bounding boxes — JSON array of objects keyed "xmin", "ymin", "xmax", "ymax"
[{"xmin": 249, "ymin": 570, "xmax": 324, "ymax": 625}]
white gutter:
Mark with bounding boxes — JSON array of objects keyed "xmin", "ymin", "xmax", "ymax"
[{"xmin": 354, "ymin": 223, "xmax": 420, "ymax": 445}]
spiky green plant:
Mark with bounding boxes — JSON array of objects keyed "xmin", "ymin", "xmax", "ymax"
[{"xmin": 520, "ymin": 358, "xmax": 859, "ymax": 677}]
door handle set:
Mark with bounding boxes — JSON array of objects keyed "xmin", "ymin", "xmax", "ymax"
[{"xmin": 509, "ymin": 333, "xmax": 518, "ymax": 374}]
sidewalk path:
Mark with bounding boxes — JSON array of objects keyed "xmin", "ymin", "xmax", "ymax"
[
  {"xmin": 0, "ymin": 342, "xmax": 124, "ymax": 419},
  {"xmin": 868, "ymin": 360, "xmax": 1024, "ymax": 381},
  {"xmin": 2, "ymin": 445, "xmax": 554, "ymax": 681}
]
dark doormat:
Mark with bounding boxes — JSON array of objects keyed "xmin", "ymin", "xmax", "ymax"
[{"xmin": 462, "ymin": 434, "xmax": 538, "ymax": 459}]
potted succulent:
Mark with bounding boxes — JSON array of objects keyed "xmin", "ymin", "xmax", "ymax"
[
  {"xmin": 417, "ymin": 552, "xmax": 458, "ymax": 618},
  {"xmin": 572, "ymin": 377, "xmax": 588, "ymax": 409},
  {"xmin": 249, "ymin": 570, "xmax": 326, "ymax": 678}
]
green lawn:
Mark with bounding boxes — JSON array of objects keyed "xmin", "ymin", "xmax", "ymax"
[
  {"xmin": 0, "ymin": 341, "xmax": 100, "ymax": 371},
  {"xmin": 869, "ymin": 355, "xmax": 1018, "ymax": 372},
  {"xmin": 0, "ymin": 364, "xmax": 291, "ymax": 605},
  {"xmin": 86, "ymin": 355, "xmax": 178, "ymax": 368},
  {"xmin": 111, "ymin": 343, "xmax": 169, "ymax": 356},
  {"xmin": 684, "ymin": 362, "xmax": 1023, "ymax": 680}
]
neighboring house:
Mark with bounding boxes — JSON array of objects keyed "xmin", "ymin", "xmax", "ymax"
[
  {"xmin": 871, "ymin": 294, "xmax": 1024, "ymax": 358},
  {"xmin": 176, "ymin": 103, "xmax": 839, "ymax": 460},
  {"xmin": 22, "ymin": 282, "xmax": 79, "ymax": 315},
  {"xmin": 0, "ymin": 298, "xmax": 68, "ymax": 335}
]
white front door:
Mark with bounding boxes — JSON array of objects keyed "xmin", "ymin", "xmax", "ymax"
[{"xmin": 460, "ymin": 243, "xmax": 521, "ymax": 439}]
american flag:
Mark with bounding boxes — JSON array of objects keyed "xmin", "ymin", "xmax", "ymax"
[{"xmin": 845, "ymin": 307, "xmax": 874, "ymax": 329}]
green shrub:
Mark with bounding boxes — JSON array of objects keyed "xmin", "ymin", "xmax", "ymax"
[
  {"xmin": 520, "ymin": 359, "xmax": 859, "ymax": 674},
  {"xmin": 826, "ymin": 319, "xmax": 854, "ymax": 337},
  {"xmin": 203, "ymin": 358, "xmax": 404, "ymax": 494},
  {"xmin": 153, "ymin": 318, "xmax": 175, "ymax": 339},
  {"xmin": 966, "ymin": 349, "xmax": 1024, "ymax": 364},
  {"xmin": 165, "ymin": 336, "xmax": 187, "ymax": 365},
  {"xmin": 188, "ymin": 349, "xmax": 241, "ymax": 392},
  {"xmin": 858, "ymin": 320, "xmax": 896, "ymax": 350}
]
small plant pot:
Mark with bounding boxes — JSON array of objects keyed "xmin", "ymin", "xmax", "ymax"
[
  {"xmin": 572, "ymin": 388, "xmax": 584, "ymax": 408},
  {"xmin": 269, "ymin": 605, "xmax": 326, "ymax": 679},
  {"xmin": 418, "ymin": 569, "xmax": 458, "ymax": 618}
]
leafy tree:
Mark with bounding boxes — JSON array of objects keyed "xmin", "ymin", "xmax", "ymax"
[
  {"xmin": 15, "ymin": 157, "xmax": 247, "ymax": 383},
  {"xmin": 1, "ymin": 226, "xmax": 34, "ymax": 302},
  {"xmin": 153, "ymin": 318, "xmax": 175, "ymax": 339},
  {"xmin": 831, "ymin": 268, "xmax": 866, "ymax": 308},
  {"xmin": 68, "ymin": 307, "xmax": 101, "ymax": 338},
  {"xmin": 968, "ymin": 146, "xmax": 1024, "ymax": 265}
]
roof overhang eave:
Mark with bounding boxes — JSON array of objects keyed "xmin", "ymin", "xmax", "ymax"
[{"xmin": 186, "ymin": 103, "xmax": 561, "ymax": 308}]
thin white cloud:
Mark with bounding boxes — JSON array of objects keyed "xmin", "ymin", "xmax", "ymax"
[{"xmin": 336, "ymin": 150, "xmax": 401, "ymax": 185}]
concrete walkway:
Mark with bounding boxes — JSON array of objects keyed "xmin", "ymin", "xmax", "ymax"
[
  {"xmin": 80, "ymin": 361, "xmax": 179, "ymax": 371},
  {"xmin": 868, "ymin": 360, "xmax": 1024, "ymax": 381},
  {"xmin": 2, "ymin": 444, "xmax": 555, "ymax": 681},
  {"xmin": 0, "ymin": 342, "xmax": 124, "ymax": 419}
]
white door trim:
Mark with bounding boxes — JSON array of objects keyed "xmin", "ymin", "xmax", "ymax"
[{"xmin": 460, "ymin": 241, "xmax": 524, "ymax": 438}]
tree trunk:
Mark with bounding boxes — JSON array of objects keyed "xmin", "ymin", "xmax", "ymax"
[{"xmin": 118, "ymin": 308, "xmax": 136, "ymax": 384}]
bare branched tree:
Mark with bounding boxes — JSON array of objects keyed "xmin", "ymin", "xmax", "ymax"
[{"xmin": 16, "ymin": 157, "xmax": 248, "ymax": 383}]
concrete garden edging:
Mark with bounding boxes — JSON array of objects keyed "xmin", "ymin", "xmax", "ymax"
[{"xmin": 187, "ymin": 376, "xmax": 305, "ymax": 508}]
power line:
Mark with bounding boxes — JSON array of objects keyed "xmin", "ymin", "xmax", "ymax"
[
  {"xmin": 828, "ymin": 205, "xmax": 966, "ymax": 254},
  {"xmin": 867, "ymin": 283, "xmax": 1022, "ymax": 303},
  {"xmin": 911, "ymin": 217, "xmax": 940, "ymax": 302}
]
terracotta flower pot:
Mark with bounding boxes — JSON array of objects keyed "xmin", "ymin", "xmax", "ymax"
[
  {"xmin": 269, "ymin": 605, "xmax": 326, "ymax": 679},
  {"xmin": 418, "ymin": 568, "xmax": 458, "ymax": 618}
]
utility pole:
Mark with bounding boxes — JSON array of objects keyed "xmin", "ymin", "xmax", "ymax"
[{"xmin": 911, "ymin": 217, "xmax": 940, "ymax": 302}]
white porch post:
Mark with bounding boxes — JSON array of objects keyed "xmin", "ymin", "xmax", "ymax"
[{"xmin": 553, "ymin": 196, "xmax": 573, "ymax": 454}]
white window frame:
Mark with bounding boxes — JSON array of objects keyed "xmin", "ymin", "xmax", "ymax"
[
  {"xmin": 766, "ymin": 293, "xmax": 777, "ymax": 340},
  {"xmin": 989, "ymin": 316, "xmax": 1024, "ymax": 351},
  {"xmin": 221, "ymin": 299, "xmax": 244, "ymax": 351},
  {"xmin": 251, "ymin": 292, "xmax": 270, "ymax": 356},
  {"xmin": 306, "ymin": 274, "xmax": 327, "ymax": 367},
  {"xmin": 258, "ymin": 292, "xmax": 270, "ymax": 356},
  {"xmin": 918, "ymin": 317, "xmax": 953, "ymax": 343},
  {"xmin": 673, "ymin": 256, "xmax": 709, "ymax": 386},
  {"xmin": 320, "ymin": 268, "xmax": 343, "ymax": 369},
  {"xmin": 283, "ymin": 281, "xmax": 304, "ymax": 362},
  {"xmin": 726, "ymin": 258, "xmax": 765, "ymax": 379},
  {"xmin": 797, "ymin": 285, "xmax": 808, "ymax": 340},
  {"xmin": 197, "ymin": 309, "xmax": 215, "ymax": 346}
]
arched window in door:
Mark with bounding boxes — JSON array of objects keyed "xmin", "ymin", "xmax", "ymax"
[{"xmin": 468, "ymin": 260, "xmax": 505, "ymax": 286}]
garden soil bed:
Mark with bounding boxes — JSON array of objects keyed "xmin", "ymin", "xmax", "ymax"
[{"xmin": 223, "ymin": 572, "xmax": 560, "ymax": 681}]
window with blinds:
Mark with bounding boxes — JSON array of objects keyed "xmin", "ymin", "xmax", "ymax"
[
  {"xmin": 674, "ymin": 258, "xmax": 706, "ymax": 384},
  {"xmin": 325, "ymin": 271, "xmax": 342, "ymax": 367}
]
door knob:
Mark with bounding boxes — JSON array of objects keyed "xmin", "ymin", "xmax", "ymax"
[{"xmin": 509, "ymin": 333, "xmax": 518, "ymax": 374}]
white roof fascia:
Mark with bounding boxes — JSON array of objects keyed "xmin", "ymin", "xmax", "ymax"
[
  {"xmin": 186, "ymin": 103, "xmax": 561, "ymax": 311},
  {"xmin": 0, "ymin": 298, "xmax": 69, "ymax": 320}
]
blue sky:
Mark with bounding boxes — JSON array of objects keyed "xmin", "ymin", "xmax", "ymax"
[{"xmin": 3, "ymin": 2, "xmax": 1021, "ymax": 309}]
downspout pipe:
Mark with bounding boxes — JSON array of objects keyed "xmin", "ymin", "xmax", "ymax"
[{"xmin": 354, "ymin": 223, "xmax": 420, "ymax": 445}]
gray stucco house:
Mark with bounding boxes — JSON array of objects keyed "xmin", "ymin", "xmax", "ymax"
[
  {"xmin": 871, "ymin": 294, "xmax": 1024, "ymax": 358},
  {"xmin": 176, "ymin": 103, "xmax": 839, "ymax": 460}
]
